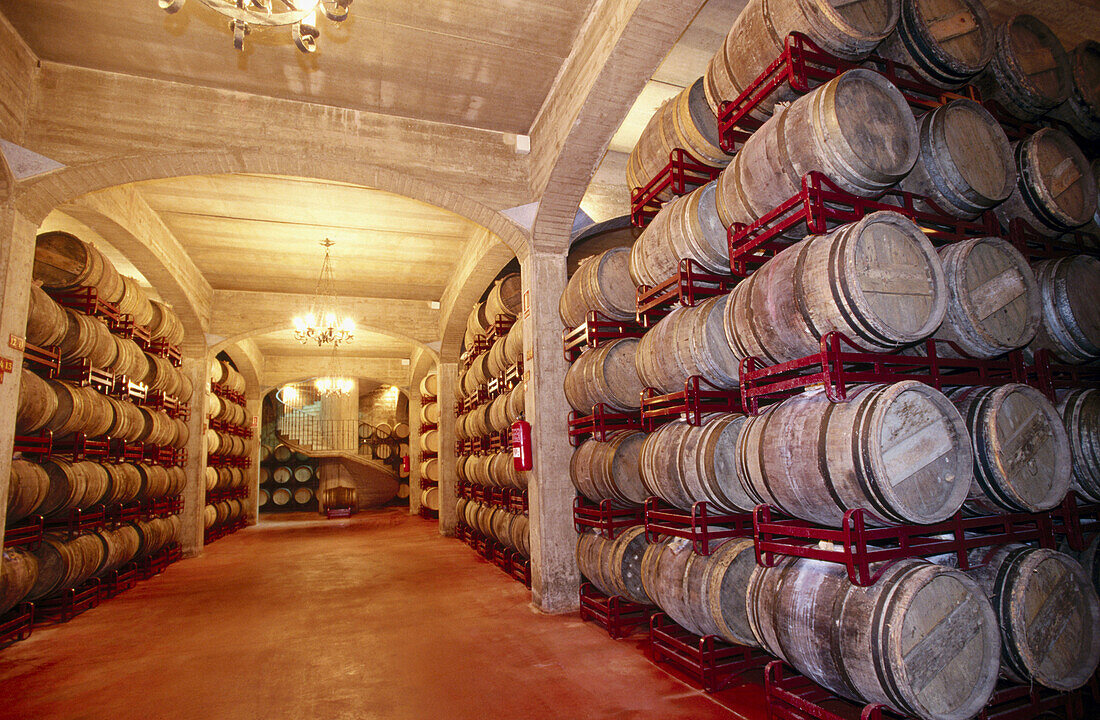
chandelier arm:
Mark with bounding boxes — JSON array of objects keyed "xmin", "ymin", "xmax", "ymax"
[
  {"xmin": 158, "ymin": 0, "xmax": 187, "ymax": 14},
  {"xmin": 293, "ymin": 21, "xmax": 319, "ymax": 53},
  {"xmin": 321, "ymin": 0, "xmax": 351, "ymax": 22}
]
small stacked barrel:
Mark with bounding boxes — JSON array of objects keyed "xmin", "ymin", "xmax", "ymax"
[
  {"xmin": 257, "ymin": 443, "xmax": 318, "ymax": 514},
  {"xmin": 566, "ymin": 3, "xmax": 1100, "ymax": 716},
  {"xmin": 416, "ymin": 372, "xmax": 440, "ymax": 509},
  {"xmin": 205, "ymin": 359, "xmax": 255, "ymax": 540},
  {"xmin": 457, "ymin": 498, "xmax": 529, "ymax": 559}
]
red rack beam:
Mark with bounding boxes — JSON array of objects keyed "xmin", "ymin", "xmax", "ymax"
[
  {"xmin": 0, "ymin": 604, "xmax": 34, "ymax": 648},
  {"xmin": 579, "ymin": 583, "xmax": 654, "ymax": 639},
  {"xmin": 567, "ymin": 404, "xmax": 642, "ymax": 447},
  {"xmin": 3, "ymin": 516, "xmax": 43, "ymax": 550},
  {"xmin": 630, "ymin": 149, "xmax": 723, "ymax": 229},
  {"xmin": 573, "ymin": 496, "xmax": 644, "ymax": 539},
  {"xmin": 641, "ymin": 375, "xmax": 743, "ymax": 430},
  {"xmin": 648, "ymin": 613, "xmax": 770, "ymax": 693},
  {"xmin": 22, "ymin": 342, "xmax": 61, "ymax": 378},
  {"xmin": 562, "ymin": 311, "xmax": 645, "ymax": 363},
  {"xmin": 34, "ymin": 578, "xmax": 101, "ymax": 625},
  {"xmin": 739, "ymin": 331, "xmax": 1041, "ymax": 415},
  {"xmin": 44, "ymin": 505, "xmax": 107, "ymax": 537},
  {"xmin": 635, "ymin": 259, "xmax": 737, "ymax": 328},
  {"xmin": 644, "ymin": 499, "xmax": 753, "ymax": 556}
]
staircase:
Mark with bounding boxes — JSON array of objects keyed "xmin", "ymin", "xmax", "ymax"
[{"xmin": 275, "ymin": 406, "xmax": 398, "ymax": 488}]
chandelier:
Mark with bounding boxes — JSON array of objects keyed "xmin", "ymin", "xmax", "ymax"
[
  {"xmin": 292, "ymin": 239, "xmax": 355, "ymax": 348},
  {"xmin": 314, "ymin": 347, "xmax": 354, "ymax": 396},
  {"xmin": 157, "ymin": 0, "xmax": 353, "ymax": 53}
]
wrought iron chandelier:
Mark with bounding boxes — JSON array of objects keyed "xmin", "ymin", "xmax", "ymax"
[
  {"xmin": 292, "ymin": 239, "xmax": 355, "ymax": 348},
  {"xmin": 157, "ymin": 0, "xmax": 353, "ymax": 52}
]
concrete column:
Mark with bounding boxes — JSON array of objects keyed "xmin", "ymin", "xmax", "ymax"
[
  {"xmin": 0, "ymin": 204, "xmax": 36, "ymax": 546},
  {"xmin": 521, "ymin": 250, "xmax": 579, "ymax": 614},
  {"xmin": 437, "ymin": 362, "xmax": 459, "ymax": 535},
  {"xmin": 408, "ymin": 388, "xmax": 423, "ymax": 515},
  {"xmin": 180, "ymin": 352, "xmax": 210, "ymax": 557},
  {"xmin": 244, "ymin": 390, "xmax": 261, "ymax": 525}
]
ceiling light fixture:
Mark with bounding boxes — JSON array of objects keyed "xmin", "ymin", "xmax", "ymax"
[
  {"xmin": 157, "ymin": 0, "xmax": 352, "ymax": 53},
  {"xmin": 292, "ymin": 239, "xmax": 355, "ymax": 348},
  {"xmin": 314, "ymin": 346, "xmax": 354, "ymax": 396}
]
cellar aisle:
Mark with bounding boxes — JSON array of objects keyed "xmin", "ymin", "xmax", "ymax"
[{"xmin": 0, "ymin": 509, "xmax": 764, "ymax": 720}]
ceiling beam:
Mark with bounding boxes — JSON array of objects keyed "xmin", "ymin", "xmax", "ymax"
[{"xmin": 263, "ymin": 356, "xmax": 407, "ymax": 389}]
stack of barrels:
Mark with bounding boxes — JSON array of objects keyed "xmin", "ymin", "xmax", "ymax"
[
  {"xmin": 257, "ymin": 444, "xmax": 317, "ymax": 513},
  {"xmin": 418, "ymin": 372, "xmax": 440, "ymax": 511},
  {"xmin": 1, "ymin": 515, "xmax": 183, "ymax": 619},
  {"xmin": 357, "ymin": 421, "xmax": 403, "ymax": 467},
  {"xmin": 456, "ymin": 497, "xmax": 529, "ymax": 559},
  {"xmin": 204, "ymin": 359, "xmax": 254, "ymax": 536},
  {"xmin": 563, "ymin": 2, "xmax": 1100, "ymax": 717}
]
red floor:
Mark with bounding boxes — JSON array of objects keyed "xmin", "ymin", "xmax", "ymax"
[{"xmin": 0, "ymin": 509, "xmax": 766, "ymax": 720}]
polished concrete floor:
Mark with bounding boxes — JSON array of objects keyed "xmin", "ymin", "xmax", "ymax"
[{"xmin": 0, "ymin": 509, "xmax": 766, "ymax": 720}]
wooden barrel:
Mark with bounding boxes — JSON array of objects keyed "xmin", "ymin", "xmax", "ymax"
[
  {"xmin": 204, "ymin": 466, "xmax": 218, "ymax": 492},
  {"xmin": 1057, "ymin": 388, "xmax": 1100, "ymax": 503},
  {"xmin": 24, "ymin": 285, "xmax": 68, "ymax": 348},
  {"xmin": 878, "ymin": 0, "xmax": 994, "ymax": 88},
  {"xmin": 374, "ymin": 444, "xmax": 393, "ymax": 460},
  {"xmin": 273, "ymin": 445, "xmax": 292, "ymax": 462},
  {"xmin": 271, "ymin": 488, "xmax": 292, "ymax": 506},
  {"xmin": 78, "ymin": 462, "xmax": 110, "ymax": 507},
  {"xmin": 635, "ymin": 295, "xmax": 739, "ymax": 394},
  {"xmin": 627, "ymin": 79, "xmax": 731, "ymax": 199},
  {"xmin": 1061, "ymin": 533, "xmax": 1100, "ymax": 598},
  {"xmin": 110, "ymin": 336, "xmax": 148, "ymax": 381},
  {"xmin": 0, "ymin": 548, "xmax": 38, "ymax": 616},
  {"xmin": 172, "ymin": 417, "xmax": 189, "ymax": 450},
  {"xmin": 32, "ymin": 232, "xmax": 123, "ymax": 302},
  {"xmin": 577, "ymin": 532, "xmax": 617, "ymax": 599},
  {"xmin": 899, "ymin": 100, "xmax": 1014, "ymax": 219},
  {"xmin": 486, "ymin": 394, "xmax": 508, "ymax": 433},
  {"xmin": 420, "ymin": 373, "xmax": 438, "ymax": 397},
  {"xmin": 7, "ymin": 459, "xmax": 50, "ymax": 524},
  {"xmin": 94, "ymin": 525, "xmax": 141, "ymax": 576},
  {"xmin": 931, "ymin": 237, "xmax": 1040, "ymax": 358},
  {"xmin": 137, "ymin": 463, "xmax": 171, "ymax": 500},
  {"xmin": 699, "ymin": 538, "xmax": 760, "ymax": 646},
  {"xmin": 138, "ymin": 408, "xmax": 177, "ymax": 447},
  {"xmin": 559, "ymin": 247, "xmax": 637, "ymax": 328},
  {"xmin": 257, "ymin": 488, "xmax": 270, "ymax": 509},
  {"xmin": 28, "ymin": 533, "xmax": 105, "ymax": 600},
  {"xmin": 393, "ymin": 422, "xmax": 409, "ymax": 440},
  {"xmin": 79, "ymin": 386, "xmax": 114, "ymax": 439},
  {"xmin": 724, "ymin": 212, "xmax": 946, "ymax": 364},
  {"xmin": 322, "ymin": 486, "xmax": 358, "ymax": 511},
  {"xmin": 1026, "ymin": 255, "xmax": 1100, "ymax": 363},
  {"xmin": 293, "ymin": 487, "xmax": 314, "ymax": 505},
  {"xmin": 996, "ymin": 129, "xmax": 1097, "ymax": 238},
  {"xmin": 58, "ymin": 309, "xmax": 116, "ymax": 367},
  {"xmin": 293, "ymin": 465, "xmax": 313, "ymax": 483},
  {"xmin": 43, "ymin": 378, "xmax": 92, "ymax": 437},
  {"xmin": 705, "ymin": 0, "xmax": 898, "ymax": 117},
  {"xmin": 486, "ymin": 336, "xmax": 508, "ymax": 378},
  {"xmin": 571, "ymin": 432, "xmax": 647, "ymax": 507},
  {"xmin": 716, "ymin": 71, "xmax": 918, "ymax": 234},
  {"xmin": 738, "ymin": 381, "xmax": 972, "ymax": 527},
  {"xmin": 628, "ymin": 181, "xmax": 729, "ymax": 287},
  {"xmin": 484, "ymin": 273, "xmax": 522, "ymax": 321},
  {"xmin": 490, "ymin": 451, "xmax": 524, "ymax": 489},
  {"xmin": 958, "ymin": 545, "xmax": 1100, "ymax": 691},
  {"xmin": 272, "ymin": 466, "xmax": 292, "ymax": 484},
  {"xmin": 104, "ymin": 396, "xmax": 141, "ymax": 442},
  {"xmin": 39, "ymin": 459, "xmax": 89, "ymax": 517},
  {"xmin": 143, "ymin": 353, "xmax": 180, "ymax": 396},
  {"xmin": 116, "ymin": 276, "xmax": 154, "ymax": 328},
  {"xmin": 563, "ymin": 338, "xmax": 644, "ymax": 413},
  {"xmin": 510, "ymin": 514, "xmax": 530, "ymax": 558},
  {"xmin": 421, "ymin": 487, "xmax": 439, "ymax": 511},
  {"xmin": 420, "ymin": 402, "xmax": 440, "ymax": 425},
  {"xmin": 1050, "ymin": 41, "xmax": 1100, "ymax": 143},
  {"xmin": 147, "ymin": 299, "xmax": 185, "ymax": 345},
  {"xmin": 103, "ymin": 463, "xmax": 143, "ymax": 505},
  {"xmin": 466, "ymin": 301, "xmax": 489, "ymax": 341},
  {"xmin": 748, "ymin": 557, "xmax": 999, "ymax": 720},
  {"xmin": 16, "ymin": 368, "xmax": 57, "ymax": 434},
  {"xmin": 420, "ymin": 429, "xmax": 439, "ymax": 454},
  {"xmin": 976, "ymin": 14, "xmax": 1071, "ymax": 121},
  {"xmin": 422, "ymin": 457, "xmax": 440, "ymax": 483},
  {"xmin": 136, "ymin": 518, "xmax": 172, "ymax": 555},
  {"xmin": 948, "ymin": 384, "xmax": 1071, "ymax": 513},
  {"xmin": 506, "ymin": 382, "xmax": 525, "ymax": 423}
]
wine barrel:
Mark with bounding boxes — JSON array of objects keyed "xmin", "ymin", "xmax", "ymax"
[
  {"xmin": 374, "ymin": 444, "xmax": 393, "ymax": 460},
  {"xmin": 563, "ymin": 338, "xmax": 644, "ymax": 413},
  {"xmin": 1051, "ymin": 41, "xmax": 1100, "ymax": 143},
  {"xmin": 504, "ymin": 318, "xmax": 523, "ymax": 364},
  {"xmin": 486, "ymin": 394, "xmax": 509, "ymax": 434},
  {"xmin": 956, "ymin": 545, "xmax": 1100, "ymax": 691},
  {"xmin": 899, "ymin": 100, "xmax": 1014, "ymax": 219},
  {"xmin": 103, "ymin": 463, "xmax": 143, "ymax": 505},
  {"xmin": 144, "ymin": 353, "xmax": 180, "ymax": 396},
  {"xmin": 257, "ymin": 488, "xmax": 270, "ymax": 509},
  {"xmin": 510, "ymin": 514, "xmax": 530, "ymax": 558},
  {"xmin": 420, "ymin": 373, "xmax": 438, "ymax": 397},
  {"xmin": 635, "ymin": 295, "xmax": 739, "ymax": 394},
  {"xmin": 323, "ymin": 486, "xmax": 357, "ymax": 511},
  {"xmin": 110, "ymin": 336, "xmax": 148, "ymax": 381},
  {"xmin": 421, "ymin": 429, "xmax": 439, "ymax": 454},
  {"xmin": 272, "ymin": 445, "xmax": 292, "ymax": 463},
  {"xmin": 1061, "ymin": 533, "xmax": 1100, "ymax": 598},
  {"xmin": 138, "ymin": 408, "xmax": 177, "ymax": 448},
  {"xmin": 948, "ymin": 384, "xmax": 1071, "ymax": 514},
  {"xmin": 166, "ymin": 466, "xmax": 185, "ymax": 497},
  {"xmin": 77, "ymin": 462, "xmax": 110, "ymax": 507},
  {"xmin": 627, "ymin": 78, "xmax": 730, "ymax": 200},
  {"xmin": 701, "ymin": 538, "xmax": 759, "ymax": 646},
  {"xmin": 715, "ymin": 70, "xmax": 918, "ymax": 234},
  {"xmin": 57, "ymin": 309, "xmax": 116, "ymax": 368},
  {"xmin": 628, "ymin": 181, "xmax": 729, "ymax": 286},
  {"xmin": 724, "ymin": 212, "xmax": 946, "ymax": 364},
  {"xmin": 115, "ymin": 276, "xmax": 154, "ymax": 328},
  {"xmin": 135, "ymin": 518, "xmax": 171, "ymax": 555},
  {"xmin": 393, "ymin": 422, "xmax": 409, "ymax": 440},
  {"xmin": 932, "ymin": 237, "xmax": 1040, "ymax": 358},
  {"xmin": 95, "ymin": 525, "xmax": 141, "ymax": 576},
  {"xmin": 485, "ymin": 273, "xmax": 522, "ymax": 321},
  {"xmin": 506, "ymin": 382, "xmax": 525, "ymax": 423},
  {"xmin": 704, "ymin": 0, "xmax": 898, "ymax": 117},
  {"xmin": 486, "ymin": 336, "xmax": 509, "ymax": 378},
  {"xmin": 172, "ymin": 417, "xmax": 189, "ymax": 450},
  {"xmin": 0, "ymin": 548, "xmax": 38, "ymax": 616},
  {"xmin": 738, "ymin": 381, "xmax": 972, "ymax": 527},
  {"xmin": 1057, "ymin": 388, "xmax": 1100, "ymax": 503},
  {"xmin": 293, "ymin": 466, "xmax": 313, "ymax": 483},
  {"xmin": 293, "ymin": 487, "xmax": 313, "ymax": 505},
  {"xmin": 39, "ymin": 459, "xmax": 89, "ymax": 518},
  {"xmin": 7, "ymin": 459, "xmax": 50, "ymax": 524},
  {"xmin": 28, "ymin": 533, "xmax": 105, "ymax": 601},
  {"xmin": 577, "ymin": 529, "xmax": 650, "ymax": 606},
  {"xmin": 747, "ymin": 557, "xmax": 999, "ymax": 720},
  {"xmin": 271, "ymin": 488, "xmax": 292, "ymax": 506},
  {"xmin": 78, "ymin": 386, "xmax": 114, "ymax": 439},
  {"xmin": 147, "ymin": 299, "xmax": 185, "ymax": 345},
  {"xmin": 32, "ymin": 231, "xmax": 123, "ymax": 302},
  {"xmin": 44, "ymin": 379, "xmax": 93, "ymax": 437},
  {"xmin": 420, "ymin": 402, "xmax": 440, "ymax": 425},
  {"xmin": 24, "ymin": 285, "xmax": 68, "ymax": 348},
  {"xmin": 421, "ymin": 487, "xmax": 439, "ymax": 511},
  {"xmin": 16, "ymin": 368, "xmax": 57, "ymax": 434},
  {"xmin": 105, "ymin": 395, "xmax": 145, "ymax": 442},
  {"xmin": 559, "ymin": 248, "xmax": 638, "ymax": 329},
  {"xmin": 996, "ymin": 129, "xmax": 1097, "ymax": 238},
  {"xmin": 1026, "ymin": 255, "xmax": 1100, "ymax": 363},
  {"xmin": 570, "ymin": 432, "xmax": 647, "ymax": 507},
  {"xmin": 976, "ymin": 14, "xmax": 1071, "ymax": 121},
  {"xmin": 491, "ymin": 452, "xmax": 525, "ymax": 489},
  {"xmin": 877, "ymin": 0, "xmax": 994, "ymax": 89},
  {"xmin": 137, "ymin": 463, "xmax": 171, "ymax": 500},
  {"xmin": 421, "ymin": 457, "xmax": 440, "ymax": 483}
]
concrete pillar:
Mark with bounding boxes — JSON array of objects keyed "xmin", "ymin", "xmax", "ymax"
[
  {"xmin": 0, "ymin": 203, "xmax": 36, "ymax": 546},
  {"xmin": 180, "ymin": 352, "xmax": 210, "ymax": 557},
  {"xmin": 521, "ymin": 250, "xmax": 579, "ymax": 614},
  {"xmin": 437, "ymin": 362, "xmax": 459, "ymax": 535},
  {"xmin": 244, "ymin": 389, "xmax": 261, "ymax": 525},
  {"xmin": 408, "ymin": 388, "xmax": 423, "ymax": 515}
]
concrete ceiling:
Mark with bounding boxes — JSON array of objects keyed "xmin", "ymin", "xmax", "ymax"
[
  {"xmin": 251, "ymin": 327, "xmax": 414, "ymax": 359},
  {"xmin": 133, "ymin": 173, "xmax": 479, "ymax": 301},
  {"xmin": 0, "ymin": 0, "xmax": 595, "ymax": 134}
]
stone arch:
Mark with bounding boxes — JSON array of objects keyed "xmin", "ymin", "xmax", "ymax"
[
  {"xmin": 13, "ymin": 148, "xmax": 532, "ymax": 259},
  {"xmin": 211, "ymin": 321, "xmax": 439, "ymax": 365}
]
